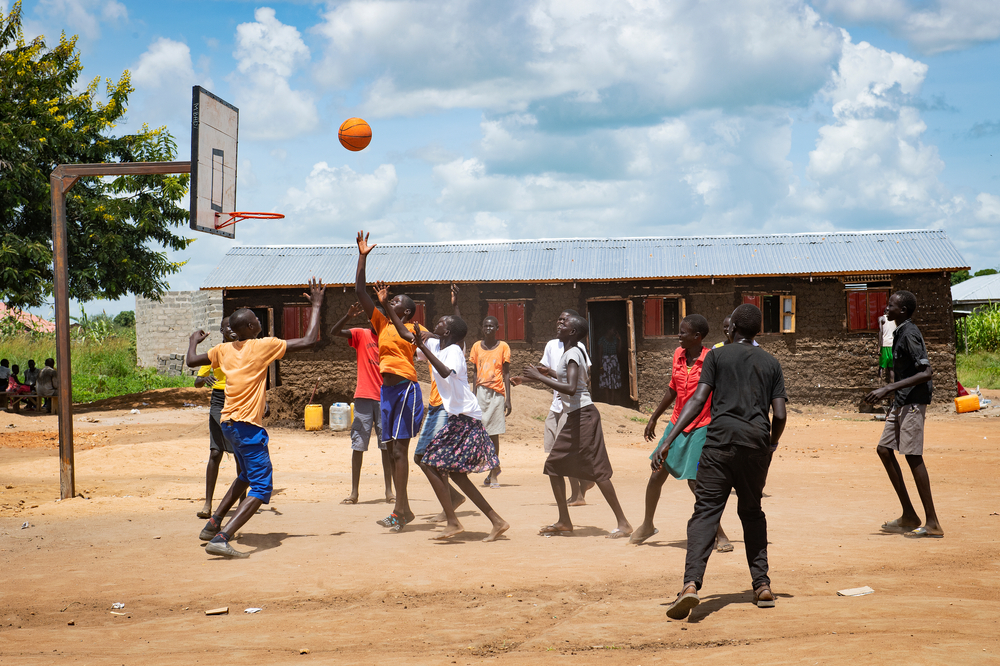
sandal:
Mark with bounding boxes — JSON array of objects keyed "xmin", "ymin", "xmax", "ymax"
[
  {"xmin": 753, "ymin": 585, "xmax": 776, "ymax": 608},
  {"xmin": 666, "ymin": 585, "xmax": 700, "ymax": 620},
  {"xmin": 538, "ymin": 524, "xmax": 573, "ymax": 536}
]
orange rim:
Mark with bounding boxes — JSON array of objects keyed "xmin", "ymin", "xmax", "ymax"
[{"xmin": 215, "ymin": 211, "xmax": 285, "ymax": 229}]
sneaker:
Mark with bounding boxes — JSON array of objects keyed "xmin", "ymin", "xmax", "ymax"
[
  {"xmin": 376, "ymin": 514, "xmax": 397, "ymax": 528},
  {"xmin": 199, "ymin": 516, "xmax": 221, "ymax": 541},
  {"xmin": 388, "ymin": 513, "xmax": 408, "ymax": 533},
  {"xmin": 205, "ymin": 536, "xmax": 250, "ymax": 559}
]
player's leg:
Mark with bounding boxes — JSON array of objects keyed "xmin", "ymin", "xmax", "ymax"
[
  {"xmin": 689, "ymin": 478, "xmax": 733, "ymax": 552},
  {"xmin": 595, "ymin": 478, "xmax": 632, "ymax": 537},
  {"xmin": 424, "ymin": 465, "xmax": 463, "ymax": 539},
  {"xmin": 682, "ymin": 446, "xmax": 734, "ymax": 592},
  {"xmin": 206, "ymin": 422, "xmax": 273, "ymax": 558},
  {"xmin": 541, "ymin": 475, "xmax": 574, "ymax": 534},
  {"xmin": 202, "ymin": 448, "xmax": 224, "ymax": 519},
  {"xmin": 899, "ymin": 405, "xmax": 942, "ymax": 535},
  {"xmin": 486, "ymin": 434, "xmax": 501, "ymax": 487},
  {"xmin": 732, "ymin": 448, "xmax": 773, "ymax": 598},
  {"xmin": 451, "ymin": 473, "xmax": 509, "ymax": 542},
  {"xmin": 345, "ymin": 399, "xmax": 376, "ymax": 504},
  {"xmin": 630, "ymin": 465, "xmax": 670, "ymax": 544},
  {"xmin": 876, "ymin": 406, "xmax": 920, "ymax": 529}
]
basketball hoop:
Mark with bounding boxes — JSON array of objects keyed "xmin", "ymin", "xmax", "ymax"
[{"xmin": 215, "ymin": 211, "xmax": 285, "ymax": 229}]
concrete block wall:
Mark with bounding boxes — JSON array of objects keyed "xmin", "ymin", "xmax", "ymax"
[{"xmin": 135, "ymin": 290, "xmax": 225, "ymax": 372}]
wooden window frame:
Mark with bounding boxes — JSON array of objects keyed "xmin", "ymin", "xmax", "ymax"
[
  {"xmin": 642, "ymin": 296, "xmax": 686, "ymax": 338},
  {"xmin": 742, "ymin": 293, "xmax": 795, "ymax": 334},
  {"xmin": 846, "ymin": 288, "xmax": 890, "ymax": 332},
  {"xmin": 485, "ymin": 300, "xmax": 527, "ymax": 341}
]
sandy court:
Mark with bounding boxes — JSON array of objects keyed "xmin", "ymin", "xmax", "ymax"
[{"xmin": 1, "ymin": 385, "xmax": 998, "ymax": 665}]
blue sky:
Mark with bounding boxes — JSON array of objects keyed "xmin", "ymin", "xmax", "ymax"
[{"xmin": 10, "ymin": 0, "xmax": 1000, "ymax": 318}]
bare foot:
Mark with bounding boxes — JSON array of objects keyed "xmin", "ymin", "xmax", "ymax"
[
  {"xmin": 567, "ymin": 496, "xmax": 587, "ymax": 506},
  {"xmin": 629, "ymin": 524, "xmax": 658, "ymax": 545},
  {"xmin": 881, "ymin": 517, "xmax": 921, "ymax": 533},
  {"xmin": 715, "ymin": 536, "xmax": 734, "ymax": 552},
  {"xmin": 483, "ymin": 520, "xmax": 510, "ymax": 542},
  {"xmin": 433, "ymin": 523, "xmax": 465, "ymax": 540},
  {"xmin": 340, "ymin": 494, "xmax": 359, "ymax": 505},
  {"xmin": 384, "ymin": 494, "xmax": 395, "ymax": 504}
]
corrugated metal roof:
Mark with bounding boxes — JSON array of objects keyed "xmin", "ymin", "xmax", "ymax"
[
  {"xmin": 201, "ymin": 229, "xmax": 969, "ymax": 289},
  {"xmin": 952, "ymin": 273, "xmax": 1000, "ymax": 303}
]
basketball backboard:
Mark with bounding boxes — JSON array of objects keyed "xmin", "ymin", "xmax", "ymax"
[{"xmin": 190, "ymin": 86, "xmax": 238, "ymax": 238}]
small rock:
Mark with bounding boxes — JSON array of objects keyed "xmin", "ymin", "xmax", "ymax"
[
  {"xmin": 205, "ymin": 607, "xmax": 229, "ymax": 616},
  {"xmin": 299, "ymin": 648, "xmax": 310, "ymax": 655},
  {"xmin": 67, "ymin": 620, "xmax": 75, "ymax": 626}
]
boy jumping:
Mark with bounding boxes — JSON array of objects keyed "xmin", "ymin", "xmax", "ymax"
[
  {"xmin": 186, "ymin": 277, "xmax": 325, "ymax": 559},
  {"xmin": 470, "ymin": 315, "xmax": 512, "ymax": 488},
  {"xmin": 355, "ymin": 231, "xmax": 424, "ymax": 532},
  {"xmin": 865, "ymin": 290, "xmax": 943, "ymax": 538}
]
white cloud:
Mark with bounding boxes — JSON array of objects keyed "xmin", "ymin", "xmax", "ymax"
[
  {"xmin": 231, "ymin": 7, "xmax": 318, "ymax": 139},
  {"xmin": 817, "ymin": 0, "xmax": 1000, "ymax": 53},
  {"xmin": 36, "ymin": 0, "xmax": 126, "ymax": 39},
  {"xmin": 131, "ymin": 38, "xmax": 208, "ymax": 119},
  {"xmin": 314, "ymin": 0, "xmax": 842, "ymax": 119},
  {"xmin": 976, "ymin": 193, "xmax": 1000, "ymax": 221},
  {"xmin": 283, "ymin": 163, "xmax": 398, "ymax": 233}
]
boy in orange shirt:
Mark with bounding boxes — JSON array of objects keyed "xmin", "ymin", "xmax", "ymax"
[
  {"xmin": 355, "ymin": 231, "xmax": 424, "ymax": 532},
  {"xmin": 469, "ymin": 315, "xmax": 512, "ymax": 487},
  {"xmin": 186, "ymin": 278, "xmax": 325, "ymax": 558}
]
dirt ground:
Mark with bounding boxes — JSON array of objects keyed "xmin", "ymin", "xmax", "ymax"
[{"xmin": 1, "ymin": 384, "xmax": 998, "ymax": 665}]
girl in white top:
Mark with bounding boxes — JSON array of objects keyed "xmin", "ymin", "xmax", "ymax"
[{"xmin": 405, "ymin": 317, "xmax": 510, "ymax": 542}]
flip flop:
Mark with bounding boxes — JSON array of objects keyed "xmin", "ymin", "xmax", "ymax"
[
  {"xmin": 606, "ymin": 528, "xmax": 633, "ymax": 539},
  {"xmin": 716, "ymin": 541, "xmax": 735, "ymax": 553},
  {"xmin": 629, "ymin": 528, "xmax": 659, "ymax": 545},
  {"xmin": 538, "ymin": 524, "xmax": 573, "ymax": 536},
  {"xmin": 196, "ymin": 509, "xmax": 211, "ymax": 519},
  {"xmin": 665, "ymin": 590, "xmax": 700, "ymax": 620},
  {"xmin": 904, "ymin": 527, "xmax": 944, "ymax": 539},
  {"xmin": 881, "ymin": 518, "xmax": 919, "ymax": 533},
  {"xmin": 340, "ymin": 497, "xmax": 358, "ymax": 505}
]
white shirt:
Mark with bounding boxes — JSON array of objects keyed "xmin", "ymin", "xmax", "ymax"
[
  {"xmin": 879, "ymin": 315, "xmax": 896, "ymax": 347},
  {"xmin": 540, "ymin": 339, "xmax": 590, "ymax": 414},
  {"xmin": 418, "ymin": 341, "xmax": 482, "ymax": 419},
  {"xmin": 556, "ymin": 346, "xmax": 593, "ymax": 413}
]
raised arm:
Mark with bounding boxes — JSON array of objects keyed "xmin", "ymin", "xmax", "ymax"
[
  {"xmin": 285, "ymin": 277, "xmax": 327, "ymax": 352},
  {"xmin": 186, "ymin": 330, "xmax": 211, "ymax": 368},
  {"xmin": 451, "ymin": 283, "xmax": 461, "ymax": 317},
  {"xmin": 376, "ymin": 282, "xmax": 417, "ymax": 344},
  {"xmin": 354, "ymin": 231, "xmax": 378, "ymax": 319},
  {"xmin": 330, "ymin": 302, "xmax": 364, "ymax": 340},
  {"xmin": 411, "ymin": 323, "xmax": 451, "ymax": 378},
  {"xmin": 651, "ymin": 383, "xmax": 711, "ymax": 469}
]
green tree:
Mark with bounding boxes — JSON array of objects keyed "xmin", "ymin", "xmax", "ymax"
[
  {"xmin": 974, "ymin": 268, "xmax": 998, "ymax": 277},
  {"xmin": 113, "ymin": 310, "xmax": 135, "ymax": 328},
  {"xmin": 0, "ymin": 1, "xmax": 191, "ymax": 310},
  {"xmin": 951, "ymin": 270, "xmax": 971, "ymax": 285}
]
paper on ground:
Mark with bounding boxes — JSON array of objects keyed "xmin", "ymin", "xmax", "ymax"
[{"xmin": 837, "ymin": 586, "xmax": 875, "ymax": 597}]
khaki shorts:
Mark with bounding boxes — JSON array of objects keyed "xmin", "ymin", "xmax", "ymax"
[
  {"xmin": 877, "ymin": 403, "xmax": 926, "ymax": 456},
  {"xmin": 543, "ymin": 410, "xmax": 566, "ymax": 454}
]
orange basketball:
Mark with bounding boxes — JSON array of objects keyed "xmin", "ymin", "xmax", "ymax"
[{"xmin": 339, "ymin": 118, "xmax": 372, "ymax": 151}]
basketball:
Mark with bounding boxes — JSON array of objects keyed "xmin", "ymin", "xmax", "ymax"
[{"xmin": 339, "ymin": 118, "xmax": 372, "ymax": 151}]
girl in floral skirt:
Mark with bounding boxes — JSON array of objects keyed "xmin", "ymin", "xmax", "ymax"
[{"xmin": 406, "ymin": 317, "xmax": 510, "ymax": 542}]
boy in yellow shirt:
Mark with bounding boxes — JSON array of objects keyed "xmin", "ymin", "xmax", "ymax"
[{"xmin": 186, "ymin": 278, "xmax": 325, "ymax": 558}]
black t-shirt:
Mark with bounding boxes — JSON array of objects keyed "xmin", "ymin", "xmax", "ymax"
[
  {"xmin": 699, "ymin": 342, "xmax": 787, "ymax": 450},
  {"xmin": 891, "ymin": 319, "xmax": 933, "ymax": 406}
]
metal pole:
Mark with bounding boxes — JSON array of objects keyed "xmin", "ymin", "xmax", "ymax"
[
  {"xmin": 48, "ymin": 161, "xmax": 191, "ymax": 500},
  {"xmin": 50, "ymin": 171, "xmax": 75, "ymax": 499}
]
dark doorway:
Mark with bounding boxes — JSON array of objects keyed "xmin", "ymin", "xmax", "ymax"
[{"xmin": 587, "ymin": 300, "xmax": 635, "ymax": 408}]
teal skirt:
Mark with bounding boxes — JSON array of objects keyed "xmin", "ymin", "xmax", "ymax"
[{"xmin": 648, "ymin": 421, "xmax": 708, "ymax": 480}]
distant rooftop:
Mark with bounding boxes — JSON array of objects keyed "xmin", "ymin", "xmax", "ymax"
[
  {"xmin": 202, "ymin": 229, "xmax": 969, "ymax": 289},
  {"xmin": 952, "ymin": 272, "xmax": 1000, "ymax": 304}
]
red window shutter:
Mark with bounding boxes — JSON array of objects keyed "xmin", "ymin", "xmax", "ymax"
[
  {"xmin": 868, "ymin": 291, "xmax": 886, "ymax": 330},
  {"xmin": 643, "ymin": 298, "xmax": 663, "ymax": 337},
  {"xmin": 300, "ymin": 307, "xmax": 312, "ymax": 337},
  {"xmin": 743, "ymin": 294, "xmax": 761, "ymax": 308},
  {"xmin": 848, "ymin": 292, "xmax": 867, "ymax": 330},
  {"xmin": 508, "ymin": 302, "xmax": 525, "ymax": 340},
  {"xmin": 282, "ymin": 307, "xmax": 300, "ymax": 339},
  {"xmin": 413, "ymin": 302, "xmax": 425, "ymax": 327},
  {"xmin": 487, "ymin": 302, "xmax": 506, "ymax": 340}
]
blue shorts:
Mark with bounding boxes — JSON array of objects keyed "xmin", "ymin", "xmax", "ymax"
[
  {"xmin": 415, "ymin": 403, "xmax": 448, "ymax": 457},
  {"xmin": 221, "ymin": 421, "xmax": 274, "ymax": 504},
  {"xmin": 380, "ymin": 380, "xmax": 424, "ymax": 443}
]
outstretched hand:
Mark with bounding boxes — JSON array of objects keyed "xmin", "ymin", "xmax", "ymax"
[
  {"xmin": 357, "ymin": 230, "xmax": 376, "ymax": 256},
  {"xmin": 374, "ymin": 280, "xmax": 391, "ymax": 305},
  {"xmin": 347, "ymin": 302, "xmax": 364, "ymax": 318},
  {"xmin": 304, "ymin": 276, "xmax": 326, "ymax": 306},
  {"xmin": 411, "ymin": 321, "xmax": 424, "ymax": 347},
  {"xmin": 450, "ymin": 283, "xmax": 459, "ymax": 306},
  {"xmin": 522, "ymin": 364, "xmax": 545, "ymax": 381},
  {"xmin": 190, "ymin": 329, "xmax": 210, "ymax": 345}
]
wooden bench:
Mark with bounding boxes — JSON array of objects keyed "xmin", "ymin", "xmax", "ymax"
[{"xmin": 1, "ymin": 392, "xmax": 58, "ymax": 414}]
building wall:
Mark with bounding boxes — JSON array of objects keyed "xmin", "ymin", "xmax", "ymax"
[
  {"xmin": 220, "ymin": 272, "xmax": 957, "ymax": 423},
  {"xmin": 135, "ymin": 290, "xmax": 224, "ymax": 372}
]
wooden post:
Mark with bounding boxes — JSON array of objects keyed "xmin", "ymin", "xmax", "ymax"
[{"xmin": 49, "ymin": 161, "xmax": 191, "ymax": 499}]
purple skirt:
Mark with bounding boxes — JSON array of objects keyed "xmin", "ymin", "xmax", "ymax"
[{"xmin": 421, "ymin": 413, "xmax": 499, "ymax": 473}]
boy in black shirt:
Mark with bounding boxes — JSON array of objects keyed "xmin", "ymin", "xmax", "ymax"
[
  {"xmin": 654, "ymin": 304, "xmax": 786, "ymax": 620},
  {"xmin": 864, "ymin": 290, "xmax": 943, "ymax": 538}
]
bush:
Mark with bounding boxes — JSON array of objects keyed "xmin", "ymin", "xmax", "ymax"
[
  {"xmin": 957, "ymin": 351, "xmax": 1000, "ymax": 390},
  {"xmin": 113, "ymin": 311, "xmax": 136, "ymax": 328}
]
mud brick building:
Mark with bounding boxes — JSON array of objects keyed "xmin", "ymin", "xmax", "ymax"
[{"xmin": 198, "ymin": 230, "xmax": 967, "ymax": 421}]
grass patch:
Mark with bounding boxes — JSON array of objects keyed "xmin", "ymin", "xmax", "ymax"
[
  {"xmin": 956, "ymin": 351, "xmax": 1000, "ymax": 390},
  {"xmin": 628, "ymin": 415, "xmax": 648, "ymax": 423},
  {"xmin": 0, "ymin": 331, "xmax": 193, "ymax": 403}
]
